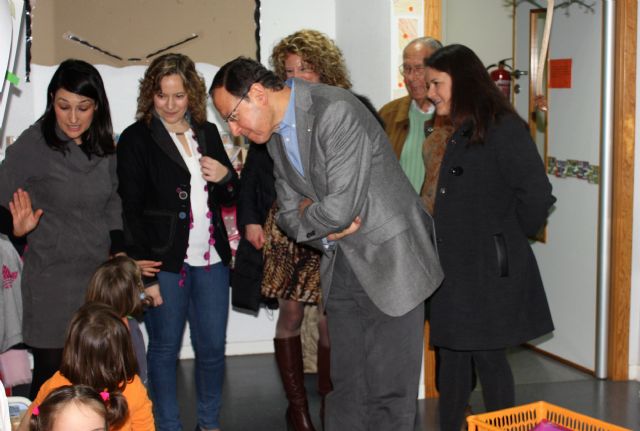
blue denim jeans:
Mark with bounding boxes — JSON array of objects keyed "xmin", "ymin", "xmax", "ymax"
[{"xmin": 145, "ymin": 262, "xmax": 229, "ymax": 431}]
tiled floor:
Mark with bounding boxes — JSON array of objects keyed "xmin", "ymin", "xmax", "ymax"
[{"xmin": 176, "ymin": 346, "xmax": 640, "ymax": 430}]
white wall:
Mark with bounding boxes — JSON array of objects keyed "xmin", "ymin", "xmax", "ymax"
[
  {"xmin": 335, "ymin": 1, "xmax": 391, "ymax": 109},
  {"xmin": 259, "ymin": 0, "xmax": 336, "ymax": 67},
  {"xmin": 442, "ymin": 0, "xmax": 512, "ymax": 67}
]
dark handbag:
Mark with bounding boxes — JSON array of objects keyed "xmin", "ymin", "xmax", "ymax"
[{"xmin": 231, "ymin": 237, "xmax": 264, "ymax": 313}]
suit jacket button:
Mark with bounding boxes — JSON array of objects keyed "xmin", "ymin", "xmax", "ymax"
[
  {"xmin": 439, "ymin": 187, "xmax": 447, "ymax": 195},
  {"xmin": 306, "ymin": 230, "xmax": 315, "ymax": 238}
]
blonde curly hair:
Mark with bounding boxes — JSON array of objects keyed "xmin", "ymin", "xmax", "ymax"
[
  {"xmin": 136, "ymin": 53, "xmax": 208, "ymax": 125},
  {"xmin": 270, "ymin": 29, "xmax": 352, "ymax": 89}
]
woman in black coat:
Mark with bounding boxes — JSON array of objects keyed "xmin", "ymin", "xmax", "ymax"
[
  {"xmin": 424, "ymin": 44, "xmax": 555, "ymax": 431},
  {"xmin": 117, "ymin": 53, "xmax": 238, "ymax": 431}
]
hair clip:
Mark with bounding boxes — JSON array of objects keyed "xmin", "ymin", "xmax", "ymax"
[
  {"xmin": 32, "ymin": 405, "xmax": 40, "ymax": 416},
  {"xmin": 100, "ymin": 390, "xmax": 110, "ymax": 401}
]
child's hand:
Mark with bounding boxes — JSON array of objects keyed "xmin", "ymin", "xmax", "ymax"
[
  {"xmin": 136, "ymin": 260, "xmax": 162, "ymax": 277},
  {"xmin": 144, "ymin": 283, "xmax": 163, "ymax": 306}
]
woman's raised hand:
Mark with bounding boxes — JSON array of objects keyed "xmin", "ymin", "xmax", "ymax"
[{"xmin": 9, "ymin": 188, "xmax": 43, "ymax": 237}]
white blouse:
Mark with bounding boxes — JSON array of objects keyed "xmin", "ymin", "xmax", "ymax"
[{"xmin": 169, "ymin": 130, "xmax": 221, "ymax": 267}]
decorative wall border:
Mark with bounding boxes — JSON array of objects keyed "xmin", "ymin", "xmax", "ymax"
[{"xmin": 547, "ymin": 156, "xmax": 600, "ymax": 184}]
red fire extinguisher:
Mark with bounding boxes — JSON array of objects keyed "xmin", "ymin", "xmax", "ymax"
[{"xmin": 487, "ymin": 58, "xmax": 512, "ymax": 99}]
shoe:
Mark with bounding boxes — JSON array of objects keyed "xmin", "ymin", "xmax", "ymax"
[{"xmin": 275, "ymin": 336, "xmax": 317, "ymax": 431}]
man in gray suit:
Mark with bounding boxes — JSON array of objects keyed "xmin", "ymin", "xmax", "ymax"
[{"xmin": 211, "ymin": 57, "xmax": 443, "ymax": 430}]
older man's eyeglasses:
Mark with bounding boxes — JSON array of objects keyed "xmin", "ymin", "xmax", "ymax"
[{"xmin": 399, "ymin": 64, "xmax": 426, "ymax": 77}]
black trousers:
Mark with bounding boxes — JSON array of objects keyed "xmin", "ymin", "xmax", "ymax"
[{"xmin": 437, "ymin": 347, "xmax": 515, "ymax": 431}]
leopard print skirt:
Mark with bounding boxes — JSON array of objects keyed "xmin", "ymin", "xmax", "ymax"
[{"xmin": 261, "ymin": 204, "xmax": 321, "ymax": 304}]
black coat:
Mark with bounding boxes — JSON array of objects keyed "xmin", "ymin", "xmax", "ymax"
[
  {"xmin": 116, "ymin": 118, "xmax": 239, "ymax": 281},
  {"xmin": 236, "ymin": 143, "xmax": 276, "ymax": 229},
  {"xmin": 230, "ymin": 143, "xmax": 277, "ymax": 312},
  {"xmin": 429, "ymin": 114, "xmax": 555, "ymax": 350}
]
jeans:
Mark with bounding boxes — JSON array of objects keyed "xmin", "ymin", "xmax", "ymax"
[{"xmin": 145, "ymin": 262, "xmax": 230, "ymax": 431}]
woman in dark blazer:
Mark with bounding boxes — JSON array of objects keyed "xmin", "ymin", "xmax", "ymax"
[
  {"xmin": 117, "ymin": 53, "xmax": 238, "ymax": 431},
  {"xmin": 424, "ymin": 44, "xmax": 555, "ymax": 431}
]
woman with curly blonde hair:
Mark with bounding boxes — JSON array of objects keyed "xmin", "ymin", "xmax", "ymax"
[
  {"xmin": 271, "ymin": 29, "xmax": 352, "ymax": 89},
  {"xmin": 117, "ymin": 53, "xmax": 239, "ymax": 431}
]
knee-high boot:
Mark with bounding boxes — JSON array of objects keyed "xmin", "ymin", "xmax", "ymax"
[
  {"xmin": 317, "ymin": 343, "xmax": 332, "ymax": 430},
  {"xmin": 274, "ymin": 336, "xmax": 317, "ymax": 431}
]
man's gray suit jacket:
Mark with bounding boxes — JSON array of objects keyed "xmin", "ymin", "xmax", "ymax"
[{"xmin": 267, "ymin": 79, "xmax": 444, "ymax": 317}]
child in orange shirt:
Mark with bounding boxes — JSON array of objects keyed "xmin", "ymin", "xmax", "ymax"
[
  {"xmin": 19, "ymin": 303, "xmax": 154, "ymax": 431},
  {"xmin": 28, "ymin": 384, "xmax": 124, "ymax": 431}
]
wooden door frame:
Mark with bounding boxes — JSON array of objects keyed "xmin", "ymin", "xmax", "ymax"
[
  {"xmin": 423, "ymin": 0, "xmax": 636, "ymax": 381},
  {"xmin": 609, "ymin": 0, "xmax": 635, "ymax": 380}
]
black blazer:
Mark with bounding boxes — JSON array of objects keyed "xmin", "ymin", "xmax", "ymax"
[{"xmin": 117, "ymin": 117, "xmax": 239, "ymax": 281}]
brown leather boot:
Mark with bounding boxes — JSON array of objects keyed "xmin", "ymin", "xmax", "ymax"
[
  {"xmin": 274, "ymin": 336, "xmax": 317, "ymax": 431},
  {"xmin": 317, "ymin": 343, "xmax": 333, "ymax": 430}
]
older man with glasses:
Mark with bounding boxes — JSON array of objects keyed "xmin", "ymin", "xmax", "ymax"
[{"xmin": 379, "ymin": 36, "xmax": 442, "ymax": 194}]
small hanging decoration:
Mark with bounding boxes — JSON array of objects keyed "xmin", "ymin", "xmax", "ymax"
[
  {"xmin": 23, "ymin": 0, "xmax": 31, "ymax": 82},
  {"xmin": 62, "ymin": 32, "xmax": 199, "ymax": 63}
]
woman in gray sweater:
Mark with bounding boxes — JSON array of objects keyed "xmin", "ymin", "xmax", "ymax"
[{"xmin": 0, "ymin": 59, "xmax": 123, "ymax": 399}]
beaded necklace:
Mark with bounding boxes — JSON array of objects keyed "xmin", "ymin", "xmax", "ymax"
[{"xmin": 173, "ymin": 129, "xmax": 216, "ymax": 287}]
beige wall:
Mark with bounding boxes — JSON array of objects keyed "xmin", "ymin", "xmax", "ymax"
[{"xmin": 31, "ymin": 0, "xmax": 256, "ymax": 67}]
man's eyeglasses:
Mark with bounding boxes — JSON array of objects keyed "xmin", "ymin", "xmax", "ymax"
[
  {"xmin": 224, "ymin": 89, "xmax": 248, "ymax": 123},
  {"xmin": 399, "ymin": 64, "xmax": 426, "ymax": 77}
]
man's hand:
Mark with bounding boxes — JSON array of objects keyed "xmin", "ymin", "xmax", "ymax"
[
  {"xmin": 245, "ymin": 224, "xmax": 265, "ymax": 250},
  {"xmin": 328, "ymin": 216, "xmax": 362, "ymax": 241},
  {"xmin": 200, "ymin": 156, "xmax": 230, "ymax": 183}
]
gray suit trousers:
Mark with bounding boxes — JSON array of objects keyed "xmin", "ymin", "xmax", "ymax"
[{"xmin": 325, "ymin": 251, "xmax": 424, "ymax": 431}]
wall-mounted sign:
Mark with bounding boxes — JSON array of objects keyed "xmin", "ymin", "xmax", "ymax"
[{"xmin": 549, "ymin": 58, "xmax": 572, "ymax": 88}]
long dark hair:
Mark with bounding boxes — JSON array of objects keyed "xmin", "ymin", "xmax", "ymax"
[
  {"xmin": 425, "ymin": 44, "xmax": 518, "ymax": 144},
  {"xmin": 28, "ymin": 385, "xmax": 125, "ymax": 431},
  {"xmin": 59, "ymin": 302, "xmax": 137, "ymax": 428},
  {"xmin": 40, "ymin": 59, "xmax": 115, "ymax": 156}
]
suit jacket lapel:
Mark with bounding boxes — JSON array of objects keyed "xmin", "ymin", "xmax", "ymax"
[
  {"xmin": 294, "ymin": 79, "xmax": 314, "ymax": 181},
  {"xmin": 272, "ymin": 133, "xmax": 315, "ymax": 197},
  {"xmin": 149, "ymin": 116, "xmax": 189, "ymax": 172}
]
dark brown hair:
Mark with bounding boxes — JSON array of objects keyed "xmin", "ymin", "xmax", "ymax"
[
  {"xmin": 28, "ymin": 385, "xmax": 123, "ymax": 431},
  {"xmin": 59, "ymin": 303, "xmax": 137, "ymax": 428},
  {"xmin": 425, "ymin": 44, "xmax": 519, "ymax": 144},
  {"xmin": 86, "ymin": 256, "xmax": 150, "ymax": 318}
]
